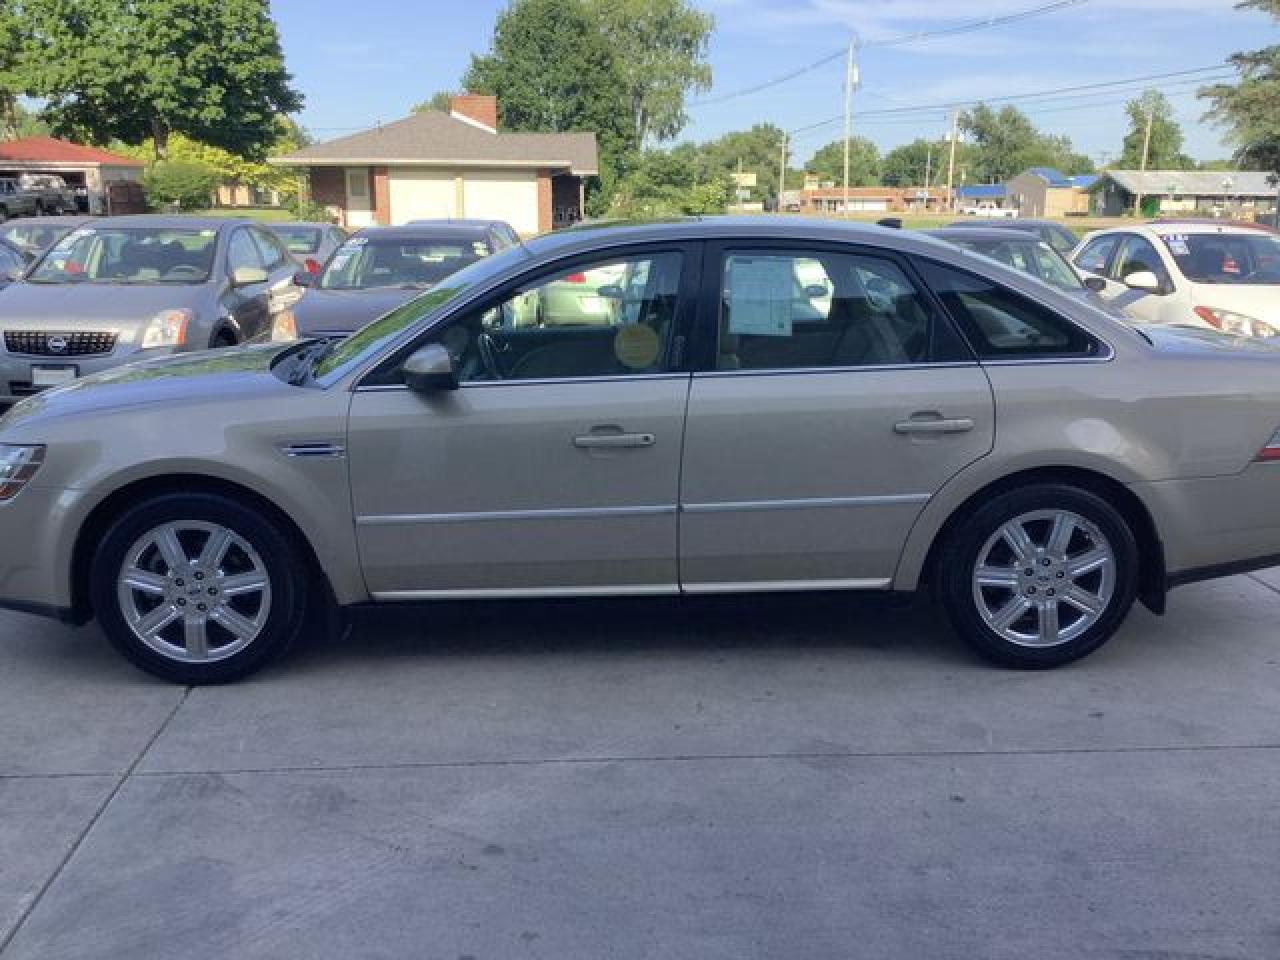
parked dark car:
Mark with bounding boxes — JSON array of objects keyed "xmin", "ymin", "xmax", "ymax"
[
  {"xmin": 264, "ymin": 221, "xmax": 348, "ymax": 276},
  {"xmin": 0, "ymin": 178, "xmax": 40, "ymax": 221},
  {"xmin": 947, "ymin": 218, "xmax": 1080, "ymax": 254},
  {"xmin": 274, "ymin": 222, "xmax": 510, "ymax": 340},
  {"xmin": 0, "ymin": 216, "xmax": 95, "ymax": 257},
  {"xmin": 0, "ymin": 215, "xmax": 302, "ymax": 405},
  {"xmin": 408, "ymin": 218, "xmax": 520, "ymax": 250}
]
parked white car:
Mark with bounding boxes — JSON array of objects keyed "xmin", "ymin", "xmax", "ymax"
[
  {"xmin": 960, "ymin": 202, "xmax": 1018, "ymax": 219},
  {"xmin": 1070, "ymin": 223, "xmax": 1280, "ymax": 338}
]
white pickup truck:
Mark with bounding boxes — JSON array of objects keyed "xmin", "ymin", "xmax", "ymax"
[{"xmin": 960, "ymin": 201, "xmax": 1019, "ymax": 218}]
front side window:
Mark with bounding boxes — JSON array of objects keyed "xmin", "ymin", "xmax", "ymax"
[
  {"xmin": 27, "ymin": 227, "xmax": 218, "ymax": 285},
  {"xmin": 251, "ymin": 228, "xmax": 289, "ymax": 269},
  {"xmin": 227, "ymin": 229, "xmax": 264, "ymax": 274},
  {"xmin": 920, "ymin": 260, "xmax": 1100, "ymax": 359},
  {"xmin": 716, "ymin": 250, "xmax": 968, "ymax": 371},
  {"xmin": 1112, "ymin": 236, "xmax": 1171, "ymax": 290},
  {"xmin": 429, "ymin": 251, "xmax": 684, "ymax": 382},
  {"xmin": 0, "ymin": 243, "xmax": 24, "ymax": 275},
  {"xmin": 1073, "ymin": 235, "xmax": 1119, "ymax": 274}
]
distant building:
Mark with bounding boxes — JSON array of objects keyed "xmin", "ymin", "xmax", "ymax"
[
  {"xmin": 0, "ymin": 135, "xmax": 143, "ymax": 214},
  {"xmin": 270, "ymin": 94, "xmax": 598, "ymax": 234},
  {"xmin": 789, "ymin": 185, "xmax": 952, "ymax": 214},
  {"xmin": 1006, "ymin": 167, "xmax": 1097, "ymax": 217},
  {"xmin": 1089, "ymin": 170, "xmax": 1279, "ymax": 217},
  {"xmin": 954, "ymin": 184, "xmax": 1010, "ymax": 209}
]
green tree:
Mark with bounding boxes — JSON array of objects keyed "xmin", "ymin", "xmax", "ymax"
[
  {"xmin": 1201, "ymin": 0, "xmax": 1280, "ymax": 178},
  {"xmin": 588, "ymin": 0, "xmax": 713, "ymax": 145},
  {"xmin": 959, "ymin": 104, "xmax": 1090, "ymax": 182},
  {"xmin": 23, "ymin": 0, "xmax": 302, "ymax": 159},
  {"xmin": 698, "ymin": 123, "xmax": 789, "ymax": 201},
  {"xmin": 0, "ymin": 2, "xmax": 29, "ymax": 139},
  {"xmin": 881, "ymin": 138, "xmax": 972, "ymax": 187},
  {"xmin": 1119, "ymin": 90, "xmax": 1193, "ymax": 170},
  {"xmin": 609, "ymin": 146, "xmax": 729, "ymax": 217},
  {"xmin": 412, "ymin": 91, "xmax": 456, "ymax": 114},
  {"xmin": 143, "ymin": 158, "xmax": 219, "ymax": 210},
  {"xmin": 805, "ymin": 136, "xmax": 880, "ymax": 186},
  {"xmin": 464, "ymin": 0, "xmax": 635, "ymax": 207}
]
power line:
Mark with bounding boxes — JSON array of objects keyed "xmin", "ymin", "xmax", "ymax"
[{"xmin": 689, "ymin": 0, "xmax": 1089, "ymax": 107}]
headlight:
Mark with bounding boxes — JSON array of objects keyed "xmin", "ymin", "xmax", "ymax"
[
  {"xmin": 1193, "ymin": 306, "xmax": 1279, "ymax": 339},
  {"xmin": 140, "ymin": 308, "xmax": 192, "ymax": 349},
  {"xmin": 0, "ymin": 445, "xmax": 45, "ymax": 501},
  {"xmin": 271, "ymin": 309, "xmax": 298, "ymax": 342}
]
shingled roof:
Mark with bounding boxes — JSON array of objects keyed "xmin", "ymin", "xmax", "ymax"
[
  {"xmin": 271, "ymin": 111, "xmax": 598, "ymax": 176},
  {"xmin": 0, "ymin": 135, "xmax": 142, "ymax": 167}
]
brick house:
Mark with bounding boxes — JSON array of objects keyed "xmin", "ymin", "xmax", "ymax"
[{"xmin": 270, "ymin": 95, "xmax": 598, "ymax": 235}]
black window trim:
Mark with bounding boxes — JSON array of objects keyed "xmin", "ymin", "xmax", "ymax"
[
  {"xmin": 690, "ymin": 238, "xmax": 979, "ymax": 376},
  {"xmin": 915, "ymin": 255, "xmax": 1114, "ymax": 364},
  {"xmin": 355, "ymin": 239, "xmax": 705, "ymax": 390}
]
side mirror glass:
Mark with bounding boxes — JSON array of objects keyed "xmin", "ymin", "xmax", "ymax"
[
  {"xmin": 403, "ymin": 343, "xmax": 458, "ymax": 392},
  {"xmin": 232, "ymin": 266, "xmax": 269, "ymax": 287},
  {"xmin": 596, "ymin": 284, "xmax": 625, "ymax": 299},
  {"xmin": 802, "ymin": 283, "xmax": 830, "ymax": 298},
  {"xmin": 1123, "ymin": 270, "xmax": 1162, "ymax": 294},
  {"xmin": 1083, "ymin": 275, "xmax": 1107, "ymax": 293}
]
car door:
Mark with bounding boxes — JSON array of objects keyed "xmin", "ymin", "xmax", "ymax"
[
  {"xmin": 1105, "ymin": 234, "xmax": 1177, "ymax": 324},
  {"xmin": 678, "ymin": 242, "xmax": 994, "ymax": 589},
  {"xmin": 223, "ymin": 227, "xmax": 271, "ymax": 342},
  {"xmin": 346, "ymin": 243, "xmax": 699, "ymax": 597}
]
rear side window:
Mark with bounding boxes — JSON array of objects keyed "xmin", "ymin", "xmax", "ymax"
[{"xmin": 919, "ymin": 260, "xmax": 1100, "ymax": 360}]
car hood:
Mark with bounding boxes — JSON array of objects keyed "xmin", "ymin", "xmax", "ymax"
[
  {"xmin": 294, "ymin": 287, "xmax": 424, "ymax": 335},
  {"xmin": 0, "ymin": 281, "xmax": 204, "ymax": 330},
  {"xmin": 1140, "ymin": 322, "xmax": 1280, "ymax": 356},
  {"xmin": 1188, "ymin": 282, "xmax": 1280, "ymax": 324},
  {"xmin": 0, "ymin": 342, "xmax": 293, "ymax": 431}
]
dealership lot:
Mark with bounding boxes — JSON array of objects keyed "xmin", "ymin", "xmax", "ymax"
[{"xmin": 1, "ymin": 575, "xmax": 1278, "ymax": 959}]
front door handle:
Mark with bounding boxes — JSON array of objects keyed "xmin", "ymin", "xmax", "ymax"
[
  {"xmin": 894, "ymin": 415, "xmax": 975, "ymax": 435},
  {"xmin": 573, "ymin": 432, "xmax": 656, "ymax": 449}
]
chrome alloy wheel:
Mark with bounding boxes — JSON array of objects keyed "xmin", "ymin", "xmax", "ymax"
[
  {"xmin": 115, "ymin": 521, "xmax": 273, "ymax": 663},
  {"xmin": 971, "ymin": 509, "xmax": 1116, "ymax": 648}
]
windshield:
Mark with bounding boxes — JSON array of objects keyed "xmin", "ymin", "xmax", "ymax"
[
  {"xmin": 270, "ymin": 226, "xmax": 322, "ymax": 255},
  {"xmin": 312, "ymin": 242, "xmax": 530, "ymax": 381},
  {"xmin": 0, "ymin": 221, "xmax": 73, "ymax": 255},
  {"xmin": 954, "ymin": 237, "xmax": 1084, "ymax": 292},
  {"xmin": 318, "ymin": 234, "xmax": 491, "ymax": 291},
  {"xmin": 27, "ymin": 226, "xmax": 217, "ymax": 285},
  {"xmin": 1162, "ymin": 232, "xmax": 1280, "ymax": 285}
]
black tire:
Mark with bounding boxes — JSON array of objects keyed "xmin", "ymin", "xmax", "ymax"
[
  {"xmin": 90, "ymin": 492, "xmax": 310, "ymax": 683},
  {"xmin": 210, "ymin": 329, "xmax": 237, "ymax": 349},
  {"xmin": 936, "ymin": 483, "xmax": 1138, "ymax": 668}
]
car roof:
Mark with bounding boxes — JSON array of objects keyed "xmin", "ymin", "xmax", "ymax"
[
  {"xmin": 353, "ymin": 223, "xmax": 492, "ymax": 240},
  {"xmin": 85, "ymin": 214, "xmax": 248, "ymax": 230},
  {"xmin": 265, "ymin": 221, "xmax": 336, "ymax": 230},
  {"xmin": 1091, "ymin": 221, "xmax": 1275, "ymax": 240},
  {"xmin": 927, "ymin": 227, "xmax": 1049, "ymax": 244},
  {"xmin": 408, "ymin": 218, "xmax": 508, "ymax": 229},
  {"xmin": 2, "ymin": 215, "xmax": 93, "ymax": 227}
]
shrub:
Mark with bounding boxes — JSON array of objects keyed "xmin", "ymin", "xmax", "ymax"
[{"xmin": 143, "ymin": 159, "xmax": 220, "ymax": 211}]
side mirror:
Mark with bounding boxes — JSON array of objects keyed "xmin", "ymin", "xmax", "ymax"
[
  {"xmin": 802, "ymin": 283, "xmax": 830, "ymax": 298},
  {"xmin": 1083, "ymin": 275, "xmax": 1107, "ymax": 293},
  {"xmin": 293, "ymin": 269, "xmax": 315, "ymax": 287},
  {"xmin": 403, "ymin": 343, "xmax": 458, "ymax": 392},
  {"xmin": 596, "ymin": 284, "xmax": 625, "ymax": 299},
  {"xmin": 1123, "ymin": 270, "xmax": 1162, "ymax": 294},
  {"xmin": 231, "ymin": 266, "xmax": 269, "ymax": 287}
]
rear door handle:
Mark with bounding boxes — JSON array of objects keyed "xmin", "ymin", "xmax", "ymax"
[
  {"xmin": 894, "ymin": 416, "xmax": 975, "ymax": 435},
  {"xmin": 573, "ymin": 432, "xmax": 656, "ymax": 449}
]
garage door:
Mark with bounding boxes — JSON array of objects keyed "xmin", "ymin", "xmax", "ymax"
[
  {"xmin": 463, "ymin": 171, "xmax": 539, "ymax": 235},
  {"xmin": 388, "ymin": 170, "xmax": 456, "ymax": 224}
]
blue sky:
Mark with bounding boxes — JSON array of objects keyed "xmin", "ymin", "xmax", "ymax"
[{"xmin": 273, "ymin": 0, "xmax": 1276, "ymax": 166}]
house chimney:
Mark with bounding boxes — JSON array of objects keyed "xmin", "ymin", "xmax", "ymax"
[{"xmin": 449, "ymin": 94, "xmax": 498, "ymax": 133}]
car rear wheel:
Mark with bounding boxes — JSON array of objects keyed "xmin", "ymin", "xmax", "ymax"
[
  {"xmin": 90, "ymin": 493, "xmax": 309, "ymax": 683},
  {"xmin": 937, "ymin": 484, "xmax": 1138, "ymax": 668},
  {"xmin": 210, "ymin": 329, "xmax": 237, "ymax": 349}
]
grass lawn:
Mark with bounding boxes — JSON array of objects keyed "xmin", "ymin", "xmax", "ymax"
[{"xmin": 190, "ymin": 207, "xmax": 295, "ymax": 222}]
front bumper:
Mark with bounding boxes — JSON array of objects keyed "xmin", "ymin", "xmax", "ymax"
[{"xmin": 0, "ymin": 484, "xmax": 85, "ymax": 621}]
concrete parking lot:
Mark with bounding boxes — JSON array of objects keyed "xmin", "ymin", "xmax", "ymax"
[{"xmin": 1, "ymin": 573, "xmax": 1279, "ymax": 960}]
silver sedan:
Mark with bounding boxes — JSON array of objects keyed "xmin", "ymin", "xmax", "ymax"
[{"xmin": 2, "ymin": 217, "xmax": 1280, "ymax": 682}]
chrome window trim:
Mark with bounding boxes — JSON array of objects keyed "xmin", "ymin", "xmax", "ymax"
[
  {"xmin": 693, "ymin": 361, "xmax": 980, "ymax": 378},
  {"xmin": 353, "ymin": 372, "xmax": 691, "ymax": 393},
  {"xmin": 682, "ymin": 494, "xmax": 929, "ymax": 514},
  {"xmin": 358, "ymin": 504, "xmax": 678, "ymax": 526}
]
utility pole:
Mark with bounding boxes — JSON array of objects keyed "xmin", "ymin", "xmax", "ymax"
[
  {"xmin": 1134, "ymin": 102, "xmax": 1154, "ymax": 217},
  {"xmin": 945, "ymin": 110, "xmax": 959, "ymax": 214},
  {"xmin": 777, "ymin": 132, "xmax": 788, "ymax": 214},
  {"xmin": 924, "ymin": 141, "xmax": 933, "ymax": 191},
  {"xmin": 842, "ymin": 36, "xmax": 859, "ymax": 218}
]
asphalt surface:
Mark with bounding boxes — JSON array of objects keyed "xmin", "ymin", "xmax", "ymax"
[{"xmin": 1, "ymin": 573, "xmax": 1279, "ymax": 959}]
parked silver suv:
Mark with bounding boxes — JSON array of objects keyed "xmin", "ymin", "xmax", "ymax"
[{"xmin": 3, "ymin": 218, "xmax": 1280, "ymax": 682}]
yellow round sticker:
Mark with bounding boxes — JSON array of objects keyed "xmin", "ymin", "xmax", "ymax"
[{"xmin": 614, "ymin": 325, "xmax": 661, "ymax": 370}]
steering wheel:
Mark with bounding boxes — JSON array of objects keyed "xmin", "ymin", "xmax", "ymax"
[
  {"xmin": 165, "ymin": 265, "xmax": 204, "ymax": 280},
  {"xmin": 477, "ymin": 332, "xmax": 507, "ymax": 380}
]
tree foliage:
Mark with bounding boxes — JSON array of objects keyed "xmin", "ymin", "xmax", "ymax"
[
  {"xmin": 412, "ymin": 91, "xmax": 456, "ymax": 114},
  {"xmin": 1118, "ymin": 90, "xmax": 1192, "ymax": 169},
  {"xmin": 959, "ymin": 104, "xmax": 1093, "ymax": 182},
  {"xmin": 1201, "ymin": 0, "xmax": 1280, "ymax": 176},
  {"xmin": 805, "ymin": 136, "xmax": 880, "ymax": 187},
  {"xmin": 609, "ymin": 146, "xmax": 729, "ymax": 217},
  {"xmin": 20, "ymin": 0, "xmax": 302, "ymax": 159},
  {"xmin": 143, "ymin": 158, "xmax": 220, "ymax": 210},
  {"xmin": 587, "ymin": 0, "xmax": 712, "ymax": 145}
]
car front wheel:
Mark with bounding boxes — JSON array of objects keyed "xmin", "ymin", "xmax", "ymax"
[
  {"xmin": 937, "ymin": 484, "xmax": 1138, "ymax": 668},
  {"xmin": 90, "ymin": 492, "xmax": 309, "ymax": 683}
]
